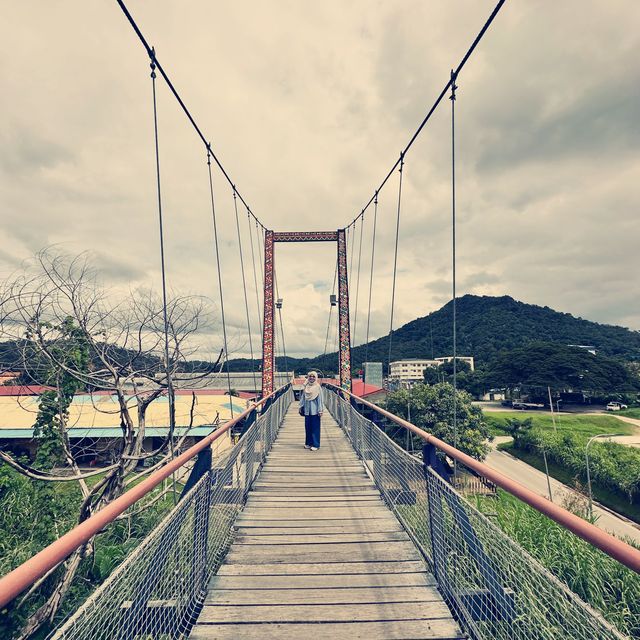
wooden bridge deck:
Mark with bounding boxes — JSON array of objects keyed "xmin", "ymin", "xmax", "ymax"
[{"xmin": 190, "ymin": 403, "xmax": 464, "ymax": 639}]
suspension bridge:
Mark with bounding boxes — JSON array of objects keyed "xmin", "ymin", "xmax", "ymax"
[{"xmin": 1, "ymin": 1, "xmax": 639, "ymax": 639}]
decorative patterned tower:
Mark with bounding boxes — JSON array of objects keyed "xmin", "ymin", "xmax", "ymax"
[{"xmin": 260, "ymin": 229, "xmax": 351, "ymax": 396}]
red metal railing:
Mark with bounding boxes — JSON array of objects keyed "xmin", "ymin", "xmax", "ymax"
[
  {"xmin": 329, "ymin": 384, "xmax": 640, "ymax": 574},
  {"xmin": 0, "ymin": 385, "xmax": 288, "ymax": 609}
]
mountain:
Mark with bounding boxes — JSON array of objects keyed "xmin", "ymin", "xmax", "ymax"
[{"xmin": 230, "ymin": 295, "xmax": 640, "ymax": 375}]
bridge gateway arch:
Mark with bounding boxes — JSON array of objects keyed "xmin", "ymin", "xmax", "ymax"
[{"xmin": 260, "ymin": 229, "xmax": 351, "ymax": 396}]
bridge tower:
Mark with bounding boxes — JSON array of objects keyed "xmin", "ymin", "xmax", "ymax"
[{"xmin": 261, "ymin": 229, "xmax": 351, "ymax": 396}]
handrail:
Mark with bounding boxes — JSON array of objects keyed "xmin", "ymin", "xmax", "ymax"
[
  {"xmin": 326, "ymin": 383, "xmax": 640, "ymax": 574},
  {"xmin": 0, "ymin": 384, "xmax": 290, "ymax": 608}
]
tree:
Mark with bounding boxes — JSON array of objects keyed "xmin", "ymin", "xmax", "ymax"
[
  {"xmin": 503, "ymin": 417, "xmax": 533, "ymax": 447},
  {"xmin": 0, "ymin": 250, "xmax": 221, "ymax": 638},
  {"xmin": 485, "ymin": 342, "xmax": 639, "ymax": 393},
  {"xmin": 385, "ymin": 382, "xmax": 491, "ymax": 460}
]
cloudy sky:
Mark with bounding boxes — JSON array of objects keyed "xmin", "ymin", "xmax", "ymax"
[{"xmin": 2, "ymin": 1, "xmax": 639, "ymax": 360}]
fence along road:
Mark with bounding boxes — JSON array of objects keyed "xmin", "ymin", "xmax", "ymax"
[{"xmin": 190, "ymin": 402, "xmax": 464, "ymax": 639}]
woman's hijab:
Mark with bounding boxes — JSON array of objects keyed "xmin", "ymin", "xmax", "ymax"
[{"xmin": 303, "ymin": 371, "xmax": 321, "ymax": 401}]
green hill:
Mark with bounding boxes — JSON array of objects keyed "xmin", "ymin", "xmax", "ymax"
[{"xmin": 253, "ymin": 295, "xmax": 640, "ymax": 375}]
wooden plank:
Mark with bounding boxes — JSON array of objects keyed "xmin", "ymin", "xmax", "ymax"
[
  {"xmin": 189, "ymin": 404, "xmax": 460, "ymax": 640},
  {"xmin": 245, "ymin": 500, "xmax": 382, "ymax": 507},
  {"xmin": 235, "ymin": 517, "xmax": 400, "ymax": 527},
  {"xmin": 250, "ymin": 487, "xmax": 381, "ymax": 499},
  {"xmin": 244, "ymin": 499, "xmax": 382, "ymax": 507},
  {"xmin": 190, "ymin": 619, "xmax": 464, "ymax": 640},
  {"xmin": 234, "ymin": 532, "xmax": 410, "ymax": 544},
  {"xmin": 216, "ymin": 560, "xmax": 429, "ymax": 576},
  {"xmin": 196, "ymin": 601, "xmax": 455, "ymax": 623},
  {"xmin": 234, "ymin": 524, "xmax": 404, "ymax": 535},
  {"xmin": 205, "ymin": 585, "xmax": 444, "ymax": 605},
  {"xmin": 208, "ymin": 572, "xmax": 436, "ymax": 589},
  {"xmin": 225, "ymin": 543, "xmax": 423, "ymax": 564},
  {"xmin": 240, "ymin": 508, "xmax": 391, "ymax": 518}
]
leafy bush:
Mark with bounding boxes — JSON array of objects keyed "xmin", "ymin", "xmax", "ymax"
[{"xmin": 514, "ymin": 429, "xmax": 640, "ymax": 504}]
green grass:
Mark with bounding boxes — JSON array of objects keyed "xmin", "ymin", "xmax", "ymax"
[
  {"xmin": 485, "ymin": 411, "xmax": 635, "ymax": 438},
  {"xmin": 620, "ymin": 408, "xmax": 640, "ymax": 420},
  {"xmin": 474, "ymin": 490, "xmax": 640, "ymax": 638},
  {"xmin": 500, "ymin": 441, "xmax": 640, "ymax": 524}
]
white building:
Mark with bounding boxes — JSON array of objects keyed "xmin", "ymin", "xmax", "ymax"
[
  {"xmin": 389, "ymin": 356, "xmax": 475, "ymax": 383},
  {"xmin": 389, "ymin": 359, "xmax": 440, "ymax": 382}
]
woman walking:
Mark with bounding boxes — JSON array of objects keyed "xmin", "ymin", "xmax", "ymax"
[{"xmin": 299, "ymin": 371, "xmax": 324, "ymax": 451}]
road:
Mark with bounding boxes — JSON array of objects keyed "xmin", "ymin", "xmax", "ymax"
[{"xmin": 486, "ymin": 437, "xmax": 640, "ymax": 544}]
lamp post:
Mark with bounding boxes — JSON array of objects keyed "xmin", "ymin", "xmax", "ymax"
[{"xmin": 586, "ymin": 432, "xmax": 623, "ymax": 520}]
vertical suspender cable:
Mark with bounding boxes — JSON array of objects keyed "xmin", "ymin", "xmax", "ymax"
[
  {"xmin": 149, "ymin": 49, "xmax": 177, "ymax": 503},
  {"xmin": 364, "ymin": 191, "xmax": 379, "ymax": 367},
  {"xmin": 323, "ymin": 264, "xmax": 338, "ymax": 357},
  {"xmin": 450, "ymin": 70, "xmax": 459, "ymax": 461},
  {"xmin": 233, "ymin": 189, "xmax": 257, "ymax": 393},
  {"xmin": 274, "ymin": 274, "xmax": 289, "ymax": 380},
  {"xmin": 247, "ymin": 210, "xmax": 263, "ymax": 337},
  {"xmin": 352, "ymin": 213, "xmax": 365, "ymax": 347},
  {"xmin": 387, "ymin": 153, "xmax": 404, "ymax": 371},
  {"xmin": 206, "ymin": 147, "xmax": 234, "ymax": 417},
  {"xmin": 255, "ymin": 221, "xmax": 265, "ymax": 287}
]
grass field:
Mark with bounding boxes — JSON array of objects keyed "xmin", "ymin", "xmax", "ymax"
[
  {"xmin": 620, "ymin": 408, "xmax": 640, "ymax": 420},
  {"xmin": 485, "ymin": 411, "xmax": 635, "ymax": 438}
]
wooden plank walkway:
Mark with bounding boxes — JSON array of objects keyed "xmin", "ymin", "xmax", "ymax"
[{"xmin": 190, "ymin": 403, "xmax": 464, "ymax": 639}]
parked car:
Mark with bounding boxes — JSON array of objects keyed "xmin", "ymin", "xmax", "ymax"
[
  {"xmin": 512, "ymin": 401, "xmax": 545, "ymax": 410},
  {"xmin": 606, "ymin": 402, "xmax": 628, "ymax": 411}
]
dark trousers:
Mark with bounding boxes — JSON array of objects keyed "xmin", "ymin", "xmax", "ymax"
[{"xmin": 304, "ymin": 414, "xmax": 321, "ymax": 448}]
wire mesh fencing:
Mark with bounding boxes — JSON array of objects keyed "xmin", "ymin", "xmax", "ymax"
[
  {"xmin": 325, "ymin": 388, "xmax": 627, "ymax": 640},
  {"xmin": 49, "ymin": 385, "xmax": 293, "ymax": 640}
]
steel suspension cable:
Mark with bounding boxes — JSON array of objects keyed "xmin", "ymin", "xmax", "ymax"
[
  {"xmin": 247, "ymin": 208, "xmax": 263, "ymax": 339},
  {"xmin": 347, "ymin": 225, "xmax": 356, "ymax": 346},
  {"xmin": 255, "ymin": 219, "xmax": 265, "ymax": 288},
  {"xmin": 346, "ymin": 0, "xmax": 506, "ymax": 228},
  {"xmin": 387, "ymin": 153, "xmax": 404, "ymax": 369},
  {"xmin": 351, "ymin": 212, "xmax": 365, "ymax": 347},
  {"xmin": 233, "ymin": 188, "xmax": 257, "ymax": 393},
  {"xmin": 115, "ymin": 0, "xmax": 266, "ymax": 229},
  {"xmin": 323, "ymin": 264, "xmax": 338, "ymax": 357},
  {"xmin": 450, "ymin": 71, "xmax": 459, "ymax": 460},
  {"xmin": 206, "ymin": 148, "xmax": 234, "ymax": 416},
  {"xmin": 364, "ymin": 190, "xmax": 379, "ymax": 367},
  {"xmin": 149, "ymin": 50, "xmax": 177, "ymax": 504},
  {"xmin": 274, "ymin": 274, "xmax": 289, "ymax": 379}
]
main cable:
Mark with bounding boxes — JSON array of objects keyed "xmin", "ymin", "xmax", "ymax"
[
  {"xmin": 346, "ymin": 0, "xmax": 506, "ymax": 227},
  {"xmin": 115, "ymin": 0, "xmax": 266, "ymax": 229}
]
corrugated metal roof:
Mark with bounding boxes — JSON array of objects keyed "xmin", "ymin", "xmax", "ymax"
[
  {"xmin": 0, "ymin": 394, "xmax": 247, "ymax": 430},
  {"xmin": 0, "ymin": 426, "xmax": 217, "ymax": 439}
]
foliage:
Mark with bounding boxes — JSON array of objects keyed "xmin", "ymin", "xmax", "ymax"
[
  {"xmin": 0, "ymin": 466, "xmax": 174, "ymax": 638},
  {"xmin": 475, "ymin": 490, "xmax": 640, "ymax": 638},
  {"xmin": 28, "ymin": 317, "xmax": 90, "ymax": 470},
  {"xmin": 512, "ymin": 428, "xmax": 640, "ymax": 504},
  {"xmin": 485, "ymin": 341, "xmax": 639, "ymax": 393},
  {"xmin": 502, "ymin": 416, "xmax": 534, "ymax": 446},
  {"xmin": 385, "ymin": 382, "xmax": 491, "ymax": 460}
]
